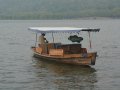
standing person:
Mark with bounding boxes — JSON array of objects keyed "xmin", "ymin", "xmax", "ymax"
[
  {"xmin": 38, "ymin": 33, "xmax": 48, "ymax": 53},
  {"xmin": 39, "ymin": 33, "xmax": 46, "ymax": 45}
]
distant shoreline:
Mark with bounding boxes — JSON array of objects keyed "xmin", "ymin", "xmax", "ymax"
[
  {"xmin": 0, "ymin": 17, "xmax": 120, "ymax": 20},
  {"xmin": 73, "ymin": 17, "xmax": 120, "ymax": 20}
]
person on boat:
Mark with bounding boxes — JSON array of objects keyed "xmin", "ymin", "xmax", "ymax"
[
  {"xmin": 38, "ymin": 33, "xmax": 48, "ymax": 53},
  {"xmin": 39, "ymin": 33, "xmax": 46, "ymax": 45}
]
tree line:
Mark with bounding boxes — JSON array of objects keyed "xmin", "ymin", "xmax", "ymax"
[{"xmin": 0, "ymin": 0, "xmax": 120, "ymax": 19}]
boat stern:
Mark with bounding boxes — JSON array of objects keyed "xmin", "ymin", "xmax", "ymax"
[{"xmin": 90, "ymin": 52, "xmax": 97, "ymax": 65}]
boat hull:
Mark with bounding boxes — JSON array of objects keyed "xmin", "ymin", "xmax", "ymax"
[{"xmin": 32, "ymin": 50, "xmax": 97, "ymax": 66}]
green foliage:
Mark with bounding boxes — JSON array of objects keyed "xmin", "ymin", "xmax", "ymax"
[{"xmin": 0, "ymin": 0, "xmax": 120, "ymax": 19}]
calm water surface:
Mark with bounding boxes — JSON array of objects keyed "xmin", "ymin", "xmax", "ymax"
[{"xmin": 0, "ymin": 20, "xmax": 120, "ymax": 90}]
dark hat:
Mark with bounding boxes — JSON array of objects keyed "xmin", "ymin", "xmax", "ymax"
[{"xmin": 42, "ymin": 33, "xmax": 45, "ymax": 36}]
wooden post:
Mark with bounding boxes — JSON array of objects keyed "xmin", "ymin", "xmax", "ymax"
[{"xmin": 35, "ymin": 33, "xmax": 37, "ymax": 47}]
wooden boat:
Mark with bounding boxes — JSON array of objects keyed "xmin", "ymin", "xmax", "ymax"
[{"xmin": 28, "ymin": 27, "xmax": 100, "ymax": 66}]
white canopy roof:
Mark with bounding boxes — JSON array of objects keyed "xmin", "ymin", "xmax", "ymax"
[{"xmin": 28, "ymin": 27, "xmax": 100, "ymax": 33}]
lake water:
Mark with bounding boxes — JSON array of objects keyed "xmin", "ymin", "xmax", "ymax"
[{"xmin": 0, "ymin": 20, "xmax": 120, "ymax": 90}]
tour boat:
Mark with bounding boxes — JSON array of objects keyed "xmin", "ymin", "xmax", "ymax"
[{"xmin": 28, "ymin": 27, "xmax": 100, "ymax": 65}]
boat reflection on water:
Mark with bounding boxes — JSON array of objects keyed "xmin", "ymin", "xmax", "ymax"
[{"xmin": 32, "ymin": 57, "xmax": 98, "ymax": 90}]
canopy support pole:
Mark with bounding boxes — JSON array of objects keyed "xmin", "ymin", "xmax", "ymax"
[
  {"xmin": 52, "ymin": 33, "xmax": 54, "ymax": 43},
  {"xmin": 52, "ymin": 33, "xmax": 56, "ymax": 48},
  {"xmin": 35, "ymin": 33, "xmax": 37, "ymax": 47},
  {"xmin": 88, "ymin": 31, "xmax": 92, "ymax": 49}
]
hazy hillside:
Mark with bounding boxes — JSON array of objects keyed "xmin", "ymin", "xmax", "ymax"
[{"xmin": 0, "ymin": 0, "xmax": 120, "ymax": 19}]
